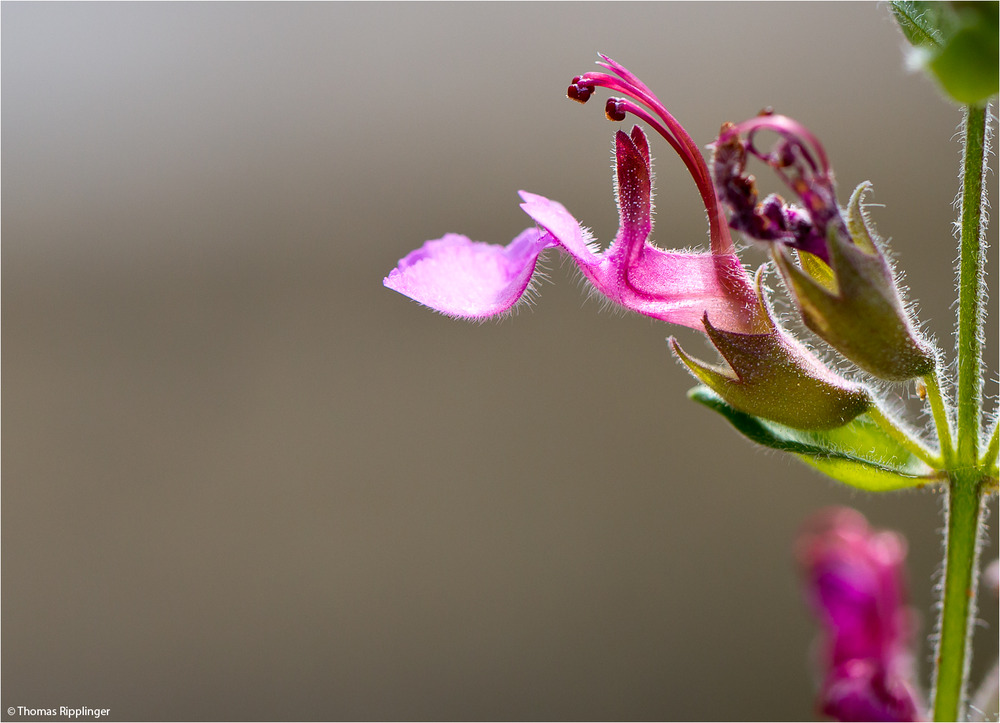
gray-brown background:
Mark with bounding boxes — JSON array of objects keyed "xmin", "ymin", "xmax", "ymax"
[{"xmin": 3, "ymin": 2, "xmax": 998, "ymax": 721}]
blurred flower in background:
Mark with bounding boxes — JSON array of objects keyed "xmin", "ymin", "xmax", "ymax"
[{"xmin": 796, "ymin": 507, "xmax": 923, "ymax": 722}]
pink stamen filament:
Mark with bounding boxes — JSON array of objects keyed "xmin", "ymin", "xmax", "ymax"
[
  {"xmin": 721, "ymin": 114, "xmax": 830, "ymax": 176},
  {"xmin": 607, "ymin": 98, "xmax": 731, "ymax": 256},
  {"xmin": 573, "ymin": 62, "xmax": 734, "ymax": 255}
]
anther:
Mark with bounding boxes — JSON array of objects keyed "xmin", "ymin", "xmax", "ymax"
[
  {"xmin": 605, "ymin": 98, "xmax": 627, "ymax": 122},
  {"xmin": 567, "ymin": 80, "xmax": 593, "ymax": 104},
  {"xmin": 771, "ymin": 140, "xmax": 797, "ymax": 168}
]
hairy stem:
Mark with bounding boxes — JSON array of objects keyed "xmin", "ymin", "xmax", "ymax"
[
  {"xmin": 932, "ymin": 103, "xmax": 992, "ymax": 723},
  {"xmin": 868, "ymin": 404, "xmax": 941, "ymax": 467},
  {"xmin": 925, "ymin": 372, "xmax": 956, "ymax": 468},
  {"xmin": 984, "ymin": 424, "xmax": 999, "ymax": 473},
  {"xmin": 933, "ymin": 476, "xmax": 986, "ymax": 722},
  {"xmin": 956, "ymin": 105, "xmax": 988, "ymax": 467}
]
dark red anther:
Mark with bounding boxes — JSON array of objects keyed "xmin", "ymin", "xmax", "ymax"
[
  {"xmin": 605, "ymin": 98, "xmax": 627, "ymax": 122},
  {"xmin": 567, "ymin": 81, "xmax": 593, "ymax": 104},
  {"xmin": 772, "ymin": 140, "xmax": 797, "ymax": 168}
]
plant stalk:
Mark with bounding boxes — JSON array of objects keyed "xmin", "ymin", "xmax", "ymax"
[
  {"xmin": 956, "ymin": 104, "xmax": 988, "ymax": 467},
  {"xmin": 933, "ymin": 475, "xmax": 985, "ymax": 722},
  {"xmin": 924, "ymin": 372, "xmax": 955, "ymax": 467},
  {"xmin": 868, "ymin": 404, "xmax": 942, "ymax": 467},
  {"xmin": 931, "ymin": 103, "xmax": 991, "ymax": 723}
]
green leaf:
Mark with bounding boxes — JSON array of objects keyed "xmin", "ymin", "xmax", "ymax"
[
  {"xmin": 688, "ymin": 386, "xmax": 935, "ymax": 492},
  {"xmin": 891, "ymin": 1, "xmax": 999, "ymax": 105},
  {"xmin": 891, "ymin": 1, "xmax": 949, "ymax": 49}
]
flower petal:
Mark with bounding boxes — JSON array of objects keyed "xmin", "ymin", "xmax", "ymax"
[
  {"xmin": 797, "ymin": 508, "xmax": 922, "ymax": 722},
  {"xmin": 518, "ymin": 191, "xmax": 600, "ymax": 267},
  {"xmin": 620, "ymin": 249, "xmax": 760, "ymax": 333},
  {"xmin": 608, "ymin": 128, "xmax": 652, "ymax": 265},
  {"xmin": 520, "ymin": 188, "xmax": 760, "ymax": 334},
  {"xmin": 383, "ymin": 229, "xmax": 552, "ymax": 318},
  {"xmin": 821, "ymin": 659, "xmax": 921, "ymax": 723}
]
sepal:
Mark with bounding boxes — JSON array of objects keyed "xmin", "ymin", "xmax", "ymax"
[
  {"xmin": 670, "ymin": 269, "xmax": 871, "ymax": 430},
  {"xmin": 774, "ymin": 183, "xmax": 936, "ymax": 381}
]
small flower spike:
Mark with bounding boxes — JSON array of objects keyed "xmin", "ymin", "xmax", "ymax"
[
  {"xmin": 797, "ymin": 508, "xmax": 923, "ymax": 722},
  {"xmin": 670, "ymin": 268, "xmax": 871, "ymax": 430},
  {"xmin": 711, "ymin": 116, "xmax": 935, "ymax": 381}
]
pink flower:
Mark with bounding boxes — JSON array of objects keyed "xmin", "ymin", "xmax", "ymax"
[
  {"xmin": 384, "ymin": 56, "xmax": 872, "ymax": 431},
  {"xmin": 385, "ymin": 57, "xmax": 762, "ymax": 335},
  {"xmin": 517, "ymin": 125, "xmax": 760, "ymax": 333},
  {"xmin": 796, "ymin": 508, "xmax": 923, "ymax": 721}
]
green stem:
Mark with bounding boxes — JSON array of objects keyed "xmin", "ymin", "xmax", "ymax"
[
  {"xmin": 868, "ymin": 404, "xmax": 941, "ymax": 467},
  {"xmin": 983, "ymin": 424, "xmax": 999, "ymax": 474},
  {"xmin": 956, "ymin": 104, "xmax": 988, "ymax": 468},
  {"xmin": 924, "ymin": 372, "xmax": 956, "ymax": 468},
  {"xmin": 933, "ymin": 476, "xmax": 985, "ymax": 722},
  {"xmin": 932, "ymin": 103, "xmax": 992, "ymax": 723}
]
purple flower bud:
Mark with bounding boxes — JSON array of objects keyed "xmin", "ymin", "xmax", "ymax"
[
  {"xmin": 797, "ymin": 508, "xmax": 923, "ymax": 721},
  {"xmin": 821, "ymin": 659, "xmax": 923, "ymax": 723}
]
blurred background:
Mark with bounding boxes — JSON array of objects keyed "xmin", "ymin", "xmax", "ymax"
[{"xmin": 3, "ymin": 3, "xmax": 997, "ymax": 721}]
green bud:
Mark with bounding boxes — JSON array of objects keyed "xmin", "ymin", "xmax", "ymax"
[
  {"xmin": 670, "ymin": 269, "xmax": 872, "ymax": 431},
  {"xmin": 773, "ymin": 183, "xmax": 936, "ymax": 381}
]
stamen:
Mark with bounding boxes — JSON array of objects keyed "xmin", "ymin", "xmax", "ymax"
[
  {"xmin": 569, "ymin": 56, "xmax": 737, "ymax": 255},
  {"xmin": 712, "ymin": 115, "xmax": 845, "ymax": 262}
]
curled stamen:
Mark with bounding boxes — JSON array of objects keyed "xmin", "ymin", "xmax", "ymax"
[
  {"xmin": 723, "ymin": 114, "xmax": 831, "ymax": 176},
  {"xmin": 712, "ymin": 114, "xmax": 845, "ymax": 261}
]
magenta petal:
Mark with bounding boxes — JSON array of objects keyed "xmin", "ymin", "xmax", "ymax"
[
  {"xmin": 617, "ymin": 248, "xmax": 758, "ymax": 332},
  {"xmin": 520, "ymin": 189, "xmax": 758, "ymax": 333},
  {"xmin": 610, "ymin": 128, "xmax": 652, "ymax": 263},
  {"xmin": 518, "ymin": 191, "xmax": 600, "ymax": 268},
  {"xmin": 798, "ymin": 508, "xmax": 922, "ymax": 723},
  {"xmin": 383, "ymin": 229, "xmax": 552, "ymax": 318}
]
